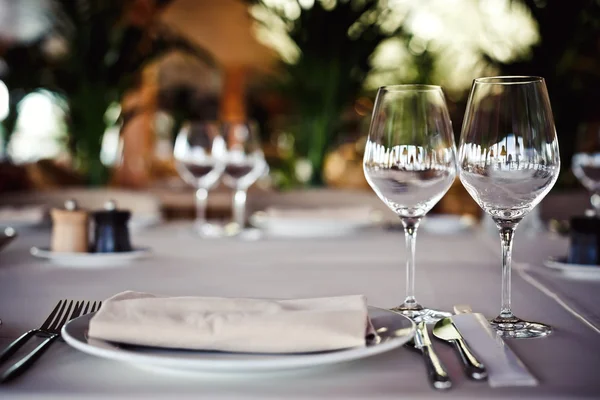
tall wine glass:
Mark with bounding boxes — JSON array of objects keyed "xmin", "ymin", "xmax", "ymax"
[
  {"xmin": 363, "ymin": 85, "xmax": 457, "ymax": 323},
  {"xmin": 222, "ymin": 122, "xmax": 267, "ymax": 233},
  {"xmin": 572, "ymin": 122, "xmax": 600, "ymax": 215},
  {"xmin": 458, "ymin": 76, "xmax": 560, "ymax": 338},
  {"xmin": 174, "ymin": 121, "xmax": 226, "ymax": 236}
]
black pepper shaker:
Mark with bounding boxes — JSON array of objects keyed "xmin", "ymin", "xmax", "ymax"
[
  {"xmin": 568, "ymin": 216, "xmax": 600, "ymax": 265},
  {"xmin": 92, "ymin": 200, "xmax": 133, "ymax": 253}
]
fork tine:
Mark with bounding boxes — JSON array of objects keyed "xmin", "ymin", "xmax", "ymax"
[
  {"xmin": 69, "ymin": 301, "xmax": 83, "ymax": 321},
  {"xmin": 50, "ymin": 300, "xmax": 73, "ymax": 332},
  {"xmin": 39, "ymin": 300, "xmax": 63, "ymax": 331},
  {"xmin": 83, "ymin": 301, "xmax": 90, "ymax": 315},
  {"xmin": 91, "ymin": 301, "xmax": 99, "ymax": 313}
]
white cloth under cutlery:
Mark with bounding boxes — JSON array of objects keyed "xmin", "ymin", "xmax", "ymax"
[
  {"xmin": 89, "ymin": 291, "xmax": 373, "ymax": 353},
  {"xmin": 452, "ymin": 313, "xmax": 538, "ymax": 388}
]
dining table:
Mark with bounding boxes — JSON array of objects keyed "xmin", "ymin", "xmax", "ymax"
[{"xmin": 0, "ymin": 221, "xmax": 598, "ymax": 399}]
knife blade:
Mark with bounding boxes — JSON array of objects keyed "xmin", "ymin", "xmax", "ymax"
[
  {"xmin": 452, "ymin": 305, "xmax": 538, "ymax": 387},
  {"xmin": 414, "ymin": 321, "xmax": 452, "ymax": 390},
  {"xmin": 433, "ymin": 317, "xmax": 487, "ymax": 380}
]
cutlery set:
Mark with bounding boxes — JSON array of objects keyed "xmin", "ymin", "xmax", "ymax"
[
  {"xmin": 407, "ymin": 311, "xmax": 489, "ymax": 391},
  {"xmin": 0, "ymin": 300, "xmax": 101, "ymax": 383}
]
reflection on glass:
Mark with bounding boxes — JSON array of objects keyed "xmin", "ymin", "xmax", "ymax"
[
  {"xmin": 458, "ymin": 76, "xmax": 560, "ymax": 338},
  {"xmin": 363, "ymin": 84, "xmax": 457, "ymax": 323},
  {"xmin": 572, "ymin": 122, "xmax": 600, "ymax": 214},
  {"xmin": 173, "ymin": 121, "xmax": 226, "ymax": 237}
]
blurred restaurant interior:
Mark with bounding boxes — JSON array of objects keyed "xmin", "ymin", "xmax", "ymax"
[
  {"xmin": 0, "ymin": 0, "xmax": 598, "ymax": 224},
  {"xmin": 2, "ymin": 1, "xmax": 600, "ymax": 397}
]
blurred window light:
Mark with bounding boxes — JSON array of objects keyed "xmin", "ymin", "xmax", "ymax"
[
  {"xmin": 0, "ymin": 80, "xmax": 8, "ymax": 121},
  {"xmin": 0, "ymin": 0, "xmax": 53, "ymax": 43},
  {"xmin": 366, "ymin": 0, "xmax": 539, "ymax": 93},
  {"xmin": 320, "ymin": 0, "xmax": 337, "ymax": 11},
  {"xmin": 7, "ymin": 91, "xmax": 67, "ymax": 163},
  {"xmin": 100, "ymin": 126, "xmax": 121, "ymax": 167},
  {"xmin": 299, "ymin": 0, "xmax": 315, "ymax": 10}
]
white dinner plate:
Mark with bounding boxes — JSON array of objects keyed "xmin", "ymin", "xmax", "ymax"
[
  {"xmin": 544, "ymin": 257, "xmax": 600, "ymax": 280},
  {"xmin": 62, "ymin": 307, "xmax": 415, "ymax": 374},
  {"xmin": 30, "ymin": 247, "xmax": 151, "ymax": 267},
  {"xmin": 249, "ymin": 212, "xmax": 380, "ymax": 238}
]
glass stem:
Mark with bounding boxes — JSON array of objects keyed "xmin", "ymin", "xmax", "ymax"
[
  {"xmin": 233, "ymin": 189, "xmax": 247, "ymax": 229},
  {"xmin": 194, "ymin": 188, "xmax": 208, "ymax": 228},
  {"xmin": 402, "ymin": 217, "xmax": 421, "ymax": 308},
  {"xmin": 497, "ymin": 221, "xmax": 517, "ymax": 319},
  {"xmin": 591, "ymin": 193, "xmax": 600, "ymax": 216}
]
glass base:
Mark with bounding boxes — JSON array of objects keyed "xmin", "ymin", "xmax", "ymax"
[
  {"xmin": 390, "ymin": 303, "xmax": 451, "ymax": 324},
  {"xmin": 491, "ymin": 315, "xmax": 552, "ymax": 339},
  {"xmin": 224, "ymin": 224, "xmax": 262, "ymax": 241},
  {"xmin": 193, "ymin": 222, "xmax": 225, "ymax": 238}
]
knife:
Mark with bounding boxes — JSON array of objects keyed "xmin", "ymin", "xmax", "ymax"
[
  {"xmin": 452, "ymin": 304, "xmax": 538, "ymax": 387},
  {"xmin": 433, "ymin": 317, "xmax": 487, "ymax": 380},
  {"xmin": 414, "ymin": 321, "xmax": 452, "ymax": 390}
]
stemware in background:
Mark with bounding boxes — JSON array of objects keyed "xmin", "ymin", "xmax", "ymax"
[
  {"xmin": 221, "ymin": 121, "xmax": 268, "ymax": 233},
  {"xmin": 571, "ymin": 122, "xmax": 600, "ymax": 215},
  {"xmin": 458, "ymin": 76, "xmax": 560, "ymax": 338},
  {"xmin": 363, "ymin": 85, "xmax": 457, "ymax": 323},
  {"xmin": 173, "ymin": 121, "xmax": 226, "ymax": 236}
]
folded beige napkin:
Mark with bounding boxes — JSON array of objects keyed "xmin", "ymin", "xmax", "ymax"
[{"xmin": 89, "ymin": 291, "xmax": 373, "ymax": 353}]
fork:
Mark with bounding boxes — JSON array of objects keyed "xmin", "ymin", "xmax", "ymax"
[
  {"xmin": 0, "ymin": 300, "xmax": 101, "ymax": 383},
  {"xmin": 0, "ymin": 300, "xmax": 66, "ymax": 364}
]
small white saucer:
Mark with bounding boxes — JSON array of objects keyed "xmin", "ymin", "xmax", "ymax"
[
  {"xmin": 544, "ymin": 257, "xmax": 600, "ymax": 280},
  {"xmin": 249, "ymin": 210, "xmax": 380, "ymax": 238},
  {"xmin": 30, "ymin": 247, "xmax": 151, "ymax": 268}
]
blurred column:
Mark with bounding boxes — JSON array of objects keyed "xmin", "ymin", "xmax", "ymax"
[
  {"xmin": 111, "ymin": 66, "xmax": 158, "ymax": 188},
  {"xmin": 220, "ymin": 65, "xmax": 247, "ymax": 122}
]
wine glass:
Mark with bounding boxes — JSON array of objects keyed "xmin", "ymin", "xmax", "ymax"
[
  {"xmin": 572, "ymin": 122, "xmax": 600, "ymax": 215},
  {"xmin": 363, "ymin": 85, "xmax": 457, "ymax": 323},
  {"xmin": 458, "ymin": 76, "xmax": 560, "ymax": 338},
  {"xmin": 173, "ymin": 121, "xmax": 226, "ymax": 236},
  {"xmin": 221, "ymin": 121, "xmax": 267, "ymax": 233}
]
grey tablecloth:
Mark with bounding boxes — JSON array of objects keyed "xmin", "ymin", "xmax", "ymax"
[{"xmin": 0, "ymin": 224, "xmax": 599, "ymax": 399}]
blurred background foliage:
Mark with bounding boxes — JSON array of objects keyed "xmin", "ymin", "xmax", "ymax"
[
  {"xmin": 0, "ymin": 0, "xmax": 211, "ymax": 185},
  {"xmin": 0, "ymin": 0, "xmax": 599, "ymax": 189}
]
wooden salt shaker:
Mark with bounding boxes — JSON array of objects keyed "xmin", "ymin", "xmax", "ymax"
[{"xmin": 50, "ymin": 199, "xmax": 89, "ymax": 253}]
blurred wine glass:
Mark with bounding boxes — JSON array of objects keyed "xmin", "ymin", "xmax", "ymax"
[
  {"xmin": 572, "ymin": 122, "xmax": 600, "ymax": 215},
  {"xmin": 458, "ymin": 76, "xmax": 560, "ymax": 338},
  {"xmin": 173, "ymin": 121, "xmax": 226, "ymax": 236},
  {"xmin": 221, "ymin": 122, "xmax": 267, "ymax": 233},
  {"xmin": 363, "ymin": 84, "xmax": 457, "ymax": 323}
]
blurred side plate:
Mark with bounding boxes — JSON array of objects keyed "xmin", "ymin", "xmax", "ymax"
[
  {"xmin": 421, "ymin": 215, "xmax": 476, "ymax": 235},
  {"xmin": 544, "ymin": 257, "xmax": 600, "ymax": 280},
  {"xmin": 30, "ymin": 247, "xmax": 151, "ymax": 267},
  {"xmin": 250, "ymin": 209, "xmax": 381, "ymax": 238}
]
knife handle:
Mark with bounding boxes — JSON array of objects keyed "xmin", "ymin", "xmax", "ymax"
[
  {"xmin": 452, "ymin": 338, "xmax": 487, "ymax": 380},
  {"xmin": 0, "ymin": 330, "xmax": 38, "ymax": 364},
  {"xmin": 422, "ymin": 345, "xmax": 452, "ymax": 390}
]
